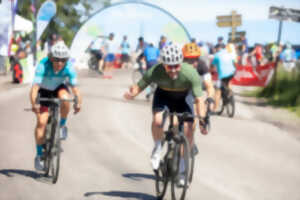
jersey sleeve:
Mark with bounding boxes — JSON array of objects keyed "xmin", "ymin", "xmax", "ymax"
[
  {"xmin": 189, "ymin": 69, "xmax": 203, "ymax": 97},
  {"xmin": 137, "ymin": 64, "xmax": 158, "ymax": 90},
  {"xmin": 32, "ymin": 61, "xmax": 46, "ymax": 85},
  {"xmin": 66, "ymin": 63, "xmax": 78, "ymax": 86}
]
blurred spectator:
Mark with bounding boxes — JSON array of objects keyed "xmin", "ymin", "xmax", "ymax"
[
  {"xmin": 120, "ymin": 35, "xmax": 131, "ymax": 68},
  {"xmin": 280, "ymin": 42, "xmax": 297, "ymax": 71},
  {"xmin": 250, "ymin": 43, "xmax": 264, "ymax": 66},
  {"xmin": 158, "ymin": 35, "xmax": 167, "ymax": 50},
  {"xmin": 102, "ymin": 32, "xmax": 118, "ymax": 79}
]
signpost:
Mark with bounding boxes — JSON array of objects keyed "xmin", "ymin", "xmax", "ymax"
[
  {"xmin": 268, "ymin": 6, "xmax": 300, "ymax": 93},
  {"xmin": 216, "ymin": 11, "xmax": 242, "ymax": 41}
]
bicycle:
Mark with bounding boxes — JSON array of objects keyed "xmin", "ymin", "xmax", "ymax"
[
  {"xmin": 87, "ymin": 49, "xmax": 103, "ymax": 76},
  {"xmin": 215, "ymin": 84, "xmax": 235, "ymax": 118},
  {"xmin": 28, "ymin": 97, "xmax": 77, "ymax": 184},
  {"xmin": 154, "ymin": 108, "xmax": 208, "ymax": 200}
]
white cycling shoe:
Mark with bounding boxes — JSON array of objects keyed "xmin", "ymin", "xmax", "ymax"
[
  {"xmin": 60, "ymin": 126, "xmax": 68, "ymax": 140},
  {"xmin": 34, "ymin": 156, "xmax": 45, "ymax": 171},
  {"xmin": 150, "ymin": 146, "xmax": 162, "ymax": 170}
]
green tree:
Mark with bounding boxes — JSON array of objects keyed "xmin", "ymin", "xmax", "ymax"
[{"xmin": 17, "ymin": 0, "xmax": 111, "ymax": 46}]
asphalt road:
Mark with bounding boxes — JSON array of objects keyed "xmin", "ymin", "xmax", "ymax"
[{"xmin": 0, "ymin": 69, "xmax": 300, "ymax": 200}]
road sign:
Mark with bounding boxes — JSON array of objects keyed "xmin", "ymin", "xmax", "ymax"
[
  {"xmin": 216, "ymin": 12, "xmax": 242, "ymax": 28},
  {"xmin": 217, "ymin": 21, "xmax": 241, "ymax": 27},
  {"xmin": 269, "ymin": 6, "xmax": 300, "ymax": 22},
  {"xmin": 216, "ymin": 11, "xmax": 242, "ymax": 41}
]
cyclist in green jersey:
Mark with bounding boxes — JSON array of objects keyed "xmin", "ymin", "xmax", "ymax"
[{"xmin": 124, "ymin": 43, "xmax": 207, "ymax": 186}]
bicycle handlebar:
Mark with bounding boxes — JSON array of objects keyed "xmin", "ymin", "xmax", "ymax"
[{"xmin": 38, "ymin": 97, "xmax": 78, "ymax": 104}]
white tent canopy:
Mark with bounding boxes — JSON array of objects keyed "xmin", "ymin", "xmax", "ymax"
[{"xmin": 14, "ymin": 15, "xmax": 33, "ymax": 33}]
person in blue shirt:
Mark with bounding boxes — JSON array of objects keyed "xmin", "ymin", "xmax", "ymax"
[
  {"xmin": 120, "ymin": 35, "xmax": 131, "ymax": 68},
  {"xmin": 211, "ymin": 44, "xmax": 236, "ymax": 111},
  {"xmin": 142, "ymin": 42, "xmax": 160, "ymax": 100},
  {"xmin": 143, "ymin": 42, "xmax": 160, "ymax": 70},
  {"xmin": 280, "ymin": 42, "xmax": 297, "ymax": 71},
  {"xmin": 30, "ymin": 41, "xmax": 82, "ymax": 171}
]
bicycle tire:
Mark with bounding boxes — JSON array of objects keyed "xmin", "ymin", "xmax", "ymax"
[
  {"xmin": 171, "ymin": 135, "xmax": 190, "ymax": 200},
  {"xmin": 188, "ymin": 144, "xmax": 195, "ymax": 184},
  {"xmin": 155, "ymin": 140, "xmax": 169, "ymax": 200},
  {"xmin": 226, "ymin": 95, "xmax": 235, "ymax": 118},
  {"xmin": 44, "ymin": 119, "xmax": 52, "ymax": 176},
  {"xmin": 48, "ymin": 117, "xmax": 61, "ymax": 184},
  {"xmin": 132, "ymin": 68, "xmax": 142, "ymax": 84}
]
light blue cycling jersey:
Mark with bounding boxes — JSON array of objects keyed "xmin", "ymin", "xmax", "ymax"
[
  {"xmin": 212, "ymin": 49, "xmax": 236, "ymax": 79},
  {"xmin": 33, "ymin": 57, "xmax": 78, "ymax": 91}
]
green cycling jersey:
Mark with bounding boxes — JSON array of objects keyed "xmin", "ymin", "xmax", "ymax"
[{"xmin": 137, "ymin": 63, "xmax": 203, "ymax": 97}]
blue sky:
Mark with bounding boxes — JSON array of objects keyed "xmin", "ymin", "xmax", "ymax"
[{"xmin": 71, "ymin": 0, "xmax": 300, "ymax": 57}]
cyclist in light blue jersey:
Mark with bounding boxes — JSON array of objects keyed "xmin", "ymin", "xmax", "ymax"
[
  {"xmin": 30, "ymin": 41, "xmax": 82, "ymax": 171},
  {"xmin": 211, "ymin": 44, "xmax": 236, "ymax": 111}
]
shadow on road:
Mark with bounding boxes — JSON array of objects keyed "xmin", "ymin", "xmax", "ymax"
[
  {"xmin": 84, "ymin": 191, "xmax": 156, "ymax": 200},
  {"xmin": 0, "ymin": 169, "xmax": 52, "ymax": 183},
  {"xmin": 84, "ymin": 93, "xmax": 149, "ymax": 107},
  {"xmin": 122, "ymin": 173, "xmax": 155, "ymax": 181}
]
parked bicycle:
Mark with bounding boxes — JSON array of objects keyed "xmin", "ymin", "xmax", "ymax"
[
  {"xmin": 215, "ymin": 84, "xmax": 235, "ymax": 118},
  {"xmin": 27, "ymin": 97, "xmax": 77, "ymax": 184}
]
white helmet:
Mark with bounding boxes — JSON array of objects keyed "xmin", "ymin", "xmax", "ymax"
[
  {"xmin": 160, "ymin": 43, "xmax": 183, "ymax": 65},
  {"xmin": 51, "ymin": 41, "xmax": 70, "ymax": 58}
]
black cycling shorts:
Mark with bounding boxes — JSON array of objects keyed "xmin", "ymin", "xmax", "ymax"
[
  {"xmin": 38, "ymin": 84, "xmax": 69, "ymax": 107},
  {"xmin": 152, "ymin": 87, "xmax": 194, "ymax": 121}
]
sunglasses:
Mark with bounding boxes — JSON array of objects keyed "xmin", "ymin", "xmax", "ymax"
[
  {"xmin": 166, "ymin": 64, "xmax": 180, "ymax": 70},
  {"xmin": 53, "ymin": 58, "xmax": 68, "ymax": 63}
]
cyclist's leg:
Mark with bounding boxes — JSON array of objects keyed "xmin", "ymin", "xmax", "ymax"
[
  {"xmin": 151, "ymin": 88, "xmax": 168, "ymax": 169},
  {"xmin": 214, "ymin": 79, "xmax": 222, "ymax": 111},
  {"xmin": 35, "ymin": 110, "xmax": 49, "ymax": 146},
  {"xmin": 57, "ymin": 85, "xmax": 71, "ymax": 120},
  {"xmin": 35, "ymin": 88, "xmax": 52, "ymax": 146}
]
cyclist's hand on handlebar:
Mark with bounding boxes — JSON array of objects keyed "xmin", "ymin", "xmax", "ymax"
[
  {"xmin": 73, "ymin": 103, "xmax": 81, "ymax": 114},
  {"xmin": 32, "ymin": 104, "xmax": 40, "ymax": 114},
  {"xmin": 124, "ymin": 91, "xmax": 134, "ymax": 100},
  {"xmin": 199, "ymin": 118, "xmax": 208, "ymax": 135}
]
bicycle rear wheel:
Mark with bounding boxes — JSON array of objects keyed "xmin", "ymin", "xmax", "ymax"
[
  {"xmin": 226, "ymin": 95, "xmax": 235, "ymax": 118},
  {"xmin": 171, "ymin": 135, "xmax": 190, "ymax": 200},
  {"xmin": 155, "ymin": 141, "xmax": 169, "ymax": 200}
]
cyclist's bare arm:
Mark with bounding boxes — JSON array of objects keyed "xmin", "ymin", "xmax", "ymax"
[
  {"xmin": 194, "ymin": 97, "xmax": 208, "ymax": 134},
  {"xmin": 124, "ymin": 84, "xmax": 142, "ymax": 100},
  {"xmin": 203, "ymin": 78, "xmax": 215, "ymax": 99},
  {"xmin": 71, "ymin": 86, "xmax": 82, "ymax": 114},
  {"xmin": 30, "ymin": 84, "xmax": 40, "ymax": 113}
]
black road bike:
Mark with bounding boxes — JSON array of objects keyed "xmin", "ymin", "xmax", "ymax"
[
  {"xmin": 38, "ymin": 97, "xmax": 76, "ymax": 184},
  {"xmin": 154, "ymin": 108, "xmax": 206, "ymax": 200},
  {"xmin": 216, "ymin": 84, "xmax": 235, "ymax": 118}
]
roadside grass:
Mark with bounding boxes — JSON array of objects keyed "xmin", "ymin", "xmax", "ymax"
[{"xmin": 245, "ymin": 63, "xmax": 300, "ymax": 117}]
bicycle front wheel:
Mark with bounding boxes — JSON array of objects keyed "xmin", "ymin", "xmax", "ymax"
[
  {"xmin": 171, "ymin": 135, "xmax": 190, "ymax": 200},
  {"xmin": 48, "ymin": 121, "xmax": 61, "ymax": 184},
  {"xmin": 155, "ymin": 141, "xmax": 169, "ymax": 200}
]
